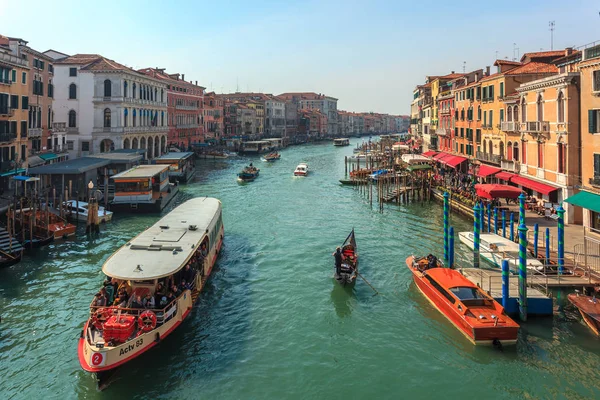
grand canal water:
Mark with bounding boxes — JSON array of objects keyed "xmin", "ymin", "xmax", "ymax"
[{"xmin": 1, "ymin": 139, "xmax": 600, "ymax": 399}]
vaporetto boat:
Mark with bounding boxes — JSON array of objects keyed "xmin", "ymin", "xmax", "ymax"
[{"xmin": 78, "ymin": 197, "xmax": 224, "ymax": 388}]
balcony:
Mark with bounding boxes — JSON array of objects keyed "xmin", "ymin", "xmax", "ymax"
[
  {"xmin": 28, "ymin": 128, "xmax": 42, "ymax": 138},
  {"xmin": 475, "ymin": 151, "xmax": 502, "ymax": 165},
  {"xmin": 123, "ymin": 125, "xmax": 169, "ymax": 134},
  {"xmin": 52, "ymin": 122, "xmax": 66, "ymax": 133},
  {"xmin": 501, "ymin": 121, "xmax": 519, "ymax": 132},
  {"xmin": 501, "ymin": 159, "xmax": 520, "ymax": 172},
  {"xmin": 0, "ymin": 107, "xmax": 15, "ymax": 117},
  {"xmin": 175, "ymin": 104, "xmax": 197, "ymax": 111},
  {"xmin": 0, "ymin": 133, "xmax": 18, "ymax": 143},
  {"xmin": 0, "ymin": 52, "xmax": 28, "ymax": 68},
  {"xmin": 525, "ymin": 121, "xmax": 550, "ymax": 133},
  {"xmin": 176, "ymin": 123, "xmax": 199, "ymax": 129},
  {"xmin": 0, "ymin": 77, "xmax": 12, "ymax": 86}
]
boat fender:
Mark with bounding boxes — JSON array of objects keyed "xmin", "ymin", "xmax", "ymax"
[
  {"xmin": 138, "ymin": 310, "xmax": 157, "ymax": 332},
  {"xmin": 492, "ymin": 338, "xmax": 503, "ymax": 352}
]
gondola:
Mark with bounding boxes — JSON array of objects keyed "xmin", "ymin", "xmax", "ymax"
[{"xmin": 334, "ymin": 229, "xmax": 358, "ymax": 286}]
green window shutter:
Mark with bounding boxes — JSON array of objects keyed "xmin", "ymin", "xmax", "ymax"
[
  {"xmin": 500, "ymin": 82, "xmax": 504, "ymax": 97},
  {"xmin": 500, "ymin": 109, "xmax": 504, "ymax": 122},
  {"xmin": 590, "ymin": 110, "xmax": 598, "ymax": 133},
  {"xmin": 11, "ymin": 70, "xmax": 16, "ymax": 82},
  {"xmin": 490, "ymin": 110, "xmax": 494, "ymax": 126},
  {"xmin": 10, "ymin": 95, "xmax": 18, "ymax": 109},
  {"xmin": 22, "ymin": 96, "xmax": 28, "ymax": 109}
]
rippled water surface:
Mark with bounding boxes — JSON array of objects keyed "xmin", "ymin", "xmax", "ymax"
[{"xmin": 1, "ymin": 139, "xmax": 600, "ymax": 399}]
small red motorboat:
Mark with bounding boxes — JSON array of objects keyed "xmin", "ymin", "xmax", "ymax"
[
  {"xmin": 406, "ymin": 255, "xmax": 519, "ymax": 346},
  {"xmin": 568, "ymin": 292, "xmax": 600, "ymax": 335}
]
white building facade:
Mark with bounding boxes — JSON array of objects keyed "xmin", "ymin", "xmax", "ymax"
[
  {"xmin": 265, "ymin": 97, "xmax": 286, "ymax": 137},
  {"xmin": 48, "ymin": 54, "xmax": 168, "ymax": 159}
]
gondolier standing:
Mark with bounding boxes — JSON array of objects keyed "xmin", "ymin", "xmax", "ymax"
[{"xmin": 333, "ymin": 247, "xmax": 343, "ymax": 276}]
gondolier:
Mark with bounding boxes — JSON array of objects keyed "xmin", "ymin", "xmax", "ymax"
[{"xmin": 333, "ymin": 247, "xmax": 342, "ymax": 276}]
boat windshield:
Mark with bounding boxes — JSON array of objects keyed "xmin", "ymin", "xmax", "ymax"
[{"xmin": 449, "ymin": 286, "xmax": 487, "ymax": 301}]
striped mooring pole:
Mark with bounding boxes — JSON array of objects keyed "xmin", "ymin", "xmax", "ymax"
[
  {"xmin": 510, "ymin": 212, "xmax": 515, "ymax": 241},
  {"xmin": 502, "ymin": 209, "xmax": 506, "ymax": 238},
  {"xmin": 449, "ymin": 227, "xmax": 455, "ymax": 269},
  {"xmin": 487, "ymin": 203, "xmax": 491, "ymax": 233},
  {"xmin": 479, "ymin": 202, "xmax": 484, "ymax": 233},
  {"xmin": 557, "ymin": 206, "xmax": 565, "ymax": 275},
  {"xmin": 473, "ymin": 203, "xmax": 481, "ymax": 269},
  {"xmin": 501, "ymin": 259, "xmax": 509, "ymax": 309},
  {"xmin": 533, "ymin": 223, "xmax": 539, "ymax": 259},
  {"xmin": 494, "ymin": 207, "xmax": 499, "ymax": 235},
  {"xmin": 518, "ymin": 193, "xmax": 526, "ymax": 226},
  {"xmin": 518, "ymin": 223, "xmax": 528, "ymax": 322},
  {"xmin": 443, "ymin": 192, "xmax": 449, "ymax": 261},
  {"xmin": 545, "ymin": 227, "xmax": 551, "ymax": 265}
]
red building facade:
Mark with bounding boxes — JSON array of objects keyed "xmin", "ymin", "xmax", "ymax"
[{"xmin": 138, "ymin": 68, "xmax": 205, "ymax": 149}]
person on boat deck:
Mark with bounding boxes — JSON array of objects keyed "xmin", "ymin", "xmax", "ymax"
[
  {"xmin": 180, "ymin": 279, "xmax": 191, "ymax": 291},
  {"xmin": 183, "ymin": 264, "xmax": 195, "ymax": 285},
  {"xmin": 333, "ymin": 247, "xmax": 343, "ymax": 275},
  {"xmin": 155, "ymin": 282, "xmax": 167, "ymax": 304},
  {"xmin": 165, "ymin": 291, "xmax": 176, "ymax": 305},
  {"xmin": 143, "ymin": 292, "xmax": 155, "ymax": 309},
  {"xmin": 103, "ymin": 278, "xmax": 116, "ymax": 304},
  {"xmin": 113, "ymin": 287, "xmax": 129, "ymax": 307},
  {"xmin": 94, "ymin": 291, "xmax": 107, "ymax": 307},
  {"xmin": 171, "ymin": 283, "xmax": 182, "ymax": 297},
  {"xmin": 131, "ymin": 295, "xmax": 144, "ymax": 309},
  {"xmin": 427, "ymin": 254, "xmax": 437, "ymax": 269}
]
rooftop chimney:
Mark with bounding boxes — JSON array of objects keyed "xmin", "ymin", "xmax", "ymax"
[
  {"xmin": 451, "ymin": 71, "xmax": 455, "ymax": 74},
  {"xmin": 195, "ymin": 80, "xmax": 198, "ymax": 85},
  {"xmin": 485, "ymin": 66, "xmax": 490, "ymax": 76},
  {"xmin": 182, "ymin": 74, "xmax": 185, "ymax": 81},
  {"xmin": 565, "ymin": 47, "xmax": 573, "ymax": 56}
]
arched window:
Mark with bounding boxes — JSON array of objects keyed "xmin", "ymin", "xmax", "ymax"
[
  {"xmin": 161, "ymin": 89, "xmax": 164, "ymax": 103},
  {"xmin": 522, "ymin": 140, "xmax": 527, "ymax": 164},
  {"xmin": 507, "ymin": 141, "xmax": 513, "ymax": 161},
  {"xmin": 536, "ymin": 95, "xmax": 543, "ymax": 122},
  {"xmin": 513, "ymin": 142, "xmax": 519, "ymax": 162},
  {"xmin": 488, "ymin": 140, "xmax": 493, "ymax": 155},
  {"xmin": 68, "ymin": 110, "xmax": 76, "ymax": 127},
  {"xmin": 154, "ymin": 87, "xmax": 157, "ymax": 101},
  {"xmin": 69, "ymin": 83, "xmax": 77, "ymax": 99},
  {"xmin": 123, "ymin": 80, "xmax": 128, "ymax": 97},
  {"xmin": 514, "ymin": 105, "xmax": 519, "ymax": 122},
  {"xmin": 521, "ymin": 98, "xmax": 526, "ymax": 122},
  {"xmin": 557, "ymin": 92, "xmax": 565, "ymax": 123},
  {"xmin": 124, "ymin": 108, "xmax": 128, "ymax": 127},
  {"xmin": 104, "ymin": 79, "xmax": 112, "ymax": 97},
  {"xmin": 477, "ymin": 105, "xmax": 481, "ymax": 120},
  {"xmin": 161, "ymin": 111, "xmax": 164, "ymax": 126},
  {"xmin": 104, "ymin": 108, "xmax": 111, "ymax": 128},
  {"xmin": 133, "ymin": 109, "xmax": 137, "ymax": 127},
  {"xmin": 507, "ymin": 107, "xmax": 513, "ymax": 122},
  {"xmin": 483, "ymin": 140, "xmax": 487, "ymax": 153},
  {"xmin": 499, "ymin": 141, "xmax": 504, "ymax": 159}
]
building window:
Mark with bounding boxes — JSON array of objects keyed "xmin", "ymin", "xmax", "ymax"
[
  {"xmin": 104, "ymin": 108, "xmax": 111, "ymax": 128},
  {"xmin": 133, "ymin": 83, "xmax": 136, "ymax": 98},
  {"xmin": 594, "ymin": 70, "xmax": 600, "ymax": 92},
  {"xmin": 67, "ymin": 140, "xmax": 74, "ymax": 150},
  {"xmin": 557, "ymin": 92, "xmax": 565, "ymax": 123},
  {"xmin": 11, "ymin": 69, "xmax": 16, "ymax": 82},
  {"xmin": 477, "ymin": 106, "xmax": 481, "ymax": 120},
  {"xmin": 68, "ymin": 110, "xmax": 76, "ymax": 127},
  {"xmin": 500, "ymin": 109, "xmax": 504, "ymax": 122},
  {"xmin": 537, "ymin": 95, "xmax": 543, "ymax": 121},
  {"xmin": 513, "ymin": 142, "xmax": 519, "ymax": 162},
  {"xmin": 514, "ymin": 105, "xmax": 519, "ymax": 122},
  {"xmin": 557, "ymin": 143, "xmax": 565, "ymax": 174},
  {"xmin": 82, "ymin": 141, "xmax": 90, "ymax": 152},
  {"xmin": 21, "ymin": 96, "xmax": 28, "ymax": 109},
  {"xmin": 521, "ymin": 98, "xmax": 527, "ymax": 122},
  {"xmin": 483, "ymin": 110, "xmax": 487, "ymax": 126},
  {"xmin": 507, "ymin": 141, "xmax": 513, "ymax": 161},
  {"xmin": 589, "ymin": 110, "xmax": 600, "ymax": 134},
  {"xmin": 499, "ymin": 82, "xmax": 504, "ymax": 98},
  {"xmin": 22, "ymin": 72, "xmax": 26, "ymax": 84},
  {"xmin": 69, "ymin": 83, "xmax": 77, "ymax": 99},
  {"xmin": 69, "ymin": 68, "xmax": 77, "ymax": 77},
  {"xmin": 104, "ymin": 79, "xmax": 112, "ymax": 97},
  {"xmin": 537, "ymin": 141, "xmax": 544, "ymax": 168},
  {"xmin": 499, "ymin": 141, "xmax": 504, "ymax": 158},
  {"xmin": 522, "ymin": 140, "xmax": 527, "ymax": 164},
  {"xmin": 507, "ymin": 107, "xmax": 512, "ymax": 122},
  {"xmin": 489, "ymin": 110, "xmax": 494, "ymax": 127},
  {"xmin": 133, "ymin": 109, "xmax": 137, "ymax": 127}
]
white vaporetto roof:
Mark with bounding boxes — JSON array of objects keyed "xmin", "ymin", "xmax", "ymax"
[
  {"xmin": 401, "ymin": 154, "xmax": 431, "ymax": 164},
  {"xmin": 102, "ymin": 197, "xmax": 222, "ymax": 280}
]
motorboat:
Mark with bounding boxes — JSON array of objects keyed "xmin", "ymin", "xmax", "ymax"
[
  {"xmin": 61, "ymin": 200, "xmax": 113, "ymax": 223},
  {"xmin": 237, "ymin": 165, "xmax": 260, "ymax": 182},
  {"xmin": 568, "ymin": 292, "xmax": 600, "ymax": 335},
  {"xmin": 406, "ymin": 255, "xmax": 519, "ymax": 346},
  {"xmin": 293, "ymin": 163, "xmax": 308, "ymax": 177}
]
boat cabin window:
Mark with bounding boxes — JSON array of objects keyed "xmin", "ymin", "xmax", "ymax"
[
  {"xmin": 449, "ymin": 286, "xmax": 486, "ymax": 301},
  {"xmin": 115, "ymin": 180, "xmax": 150, "ymax": 193},
  {"xmin": 424, "ymin": 275, "xmax": 456, "ymax": 304}
]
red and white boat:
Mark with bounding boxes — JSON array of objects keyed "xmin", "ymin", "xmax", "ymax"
[
  {"xmin": 406, "ymin": 255, "xmax": 519, "ymax": 346},
  {"xmin": 294, "ymin": 163, "xmax": 308, "ymax": 176},
  {"xmin": 78, "ymin": 197, "xmax": 224, "ymax": 389},
  {"xmin": 568, "ymin": 292, "xmax": 600, "ymax": 335}
]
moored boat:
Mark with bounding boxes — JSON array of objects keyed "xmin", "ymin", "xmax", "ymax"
[
  {"xmin": 261, "ymin": 152, "xmax": 281, "ymax": 162},
  {"xmin": 13, "ymin": 207, "xmax": 76, "ymax": 240},
  {"xmin": 293, "ymin": 163, "xmax": 308, "ymax": 176},
  {"xmin": 333, "ymin": 138, "xmax": 350, "ymax": 146},
  {"xmin": 237, "ymin": 165, "xmax": 260, "ymax": 182},
  {"xmin": 568, "ymin": 292, "xmax": 600, "ymax": 335},
  {"xmin": 406, "ymin": 255, "xmax": 519, "ymax": 346},
  {"xmin": 334, "ymin": 229, "xmax": 358, "ymax": 286},
  {"xmin": 154, "ymin": 152, "xmax": 196, "ymax": 183},
  {"xmin": 78, "ymin": 197, "xmax": 224, "ymax": 389},
  {"xmin": 59, "ymin": 200, "xmax": 113, "ymax": 223},
  {"xmin": 110, "ymin": 165, "xmax": 179, "ymax": 213},
  {"xmin": 0, "ymin": 226, "xmax": 23, "ymax": 268}
]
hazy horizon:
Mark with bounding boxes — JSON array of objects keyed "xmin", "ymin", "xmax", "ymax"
[{"xmin": 1, "ymin": 0, "xmax": 598, "ymax": 115}]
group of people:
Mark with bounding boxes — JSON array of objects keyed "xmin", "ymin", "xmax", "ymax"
[{"xmin": 92, "ymin": 241, "xmax": 209, "ymax": 311}]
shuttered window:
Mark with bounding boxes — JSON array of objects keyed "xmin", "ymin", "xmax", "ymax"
[
  {"xmin": 590, "ymin": 109, "xmax": 599, "ymax": 134},
  {"xmin": 594, "ymin": 154, "xmax": 600, "ymax": 177}
]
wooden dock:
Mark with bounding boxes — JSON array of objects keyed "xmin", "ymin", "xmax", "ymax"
[{"xmin": 460, "ymin": 268, "xmax": 553, "ymax": 316}]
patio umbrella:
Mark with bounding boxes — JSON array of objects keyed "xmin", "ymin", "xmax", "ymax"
[{"xmin": 475, "ymin": 184, "xmax": 523, "ymax": 200}]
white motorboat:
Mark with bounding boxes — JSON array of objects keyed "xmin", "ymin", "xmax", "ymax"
[
  {"xmin": 458, "ymin": 231, "xmax": 550, "ymax": 273},
  {"xmin": 62, "ymin": 200, "xmax": 113, "ymax": 223},
  {"xmin": 294, "ymin": 163, "xmax": 308, "ymax": 177}
]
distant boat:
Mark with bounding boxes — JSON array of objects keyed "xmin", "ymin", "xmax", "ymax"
[
  {"xmin": 293, "ymin": 163, "xmax": 308, "ymax": 177},
  {"xmin": 333, "ymin": 138, "xmax": 350, "ymax": 146},
  {"xmin": 261, "ymin": 152, "xmax": 281, "ymax": 162},
  {"xmin": 237, "ymin": 165, "xmax": 260, "ymax": 182},
  {"xmin": 334, "ymin": 229, "xmax": 358, "ymax": 286},
  {"xmin": 406, "ymin": 255, "xmax": 519, "ymax": 346},
  {"xmin": 569, "ymin": 292, "xmax": 600, "ymax": 335}
]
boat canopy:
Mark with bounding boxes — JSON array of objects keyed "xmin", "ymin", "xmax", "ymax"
[
  {"xmin": 112, "ymin": 165, "xmax": 168, "ymax": 180},
  {"xmin": 102, "ymin": 197, "xmax": 221, "ymax": 280},
  {"xmin": 155, "ymin": 152, "xmax": 194, "ymax": 161}
]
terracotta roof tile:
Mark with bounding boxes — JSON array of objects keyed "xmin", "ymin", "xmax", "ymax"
[
  {"xmin": 521, "ymin": 50, "xmax": 565, "ymax": 60},
  {"xmin": 55, "ymin": 54, "xmax": 104, "ymax": 65},
  {"xmin": 504, "ymin": 61, "xmax": 558, "ymax": 75},
  {"xmin": 494, "ymin": 60, "xmax": 522, "ymax": 66},
  {"xmin": 479, "ymin": 72, "xmax": 502, "ymax": 82}
]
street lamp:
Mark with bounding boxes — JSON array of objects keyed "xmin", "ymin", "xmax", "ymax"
[{"xmin": 88, "ymin": 180, "xmax": 94, "ymax": 202}]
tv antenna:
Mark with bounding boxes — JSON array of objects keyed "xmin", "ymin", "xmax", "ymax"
[
  {"xmin": 495, "ymin": 50, "xmax": 499, "ymax": 60},
  {"xmin": 549, "ymin": 21, "xmax": 555, "ymax": 50},
  {"xmin": 463, "ymin": 61, "xmax": 466, "ymax": 73}
]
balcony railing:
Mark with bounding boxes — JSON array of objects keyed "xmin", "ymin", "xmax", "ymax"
[
  {"xmin": 0, "ymin": 133, "xmax": 18, "ymax": 143},
  {"xmin": 0, "ymin": 52, "xmax": 28, "ymax": 67},
  {"xmin": 475, "ymin": 151, "xmax": 502, "ymax": 165},
  {"xmin": 501, "ymin": 159, "xmax": 521, "ymax": 172},
  {"xmin": 52, "ymin": 122, "xmax": 66, "ymax": 133},
  {"xmin": 176, "ymin": 123, "xmax": 199, "ymax": 129},
  {"xmin": 0, "ymin": 107, "xmax": 15, "ymax": 117},
  {"xmin": 590, "ymin": 177, "xmax": 600, "ymax": 187},
  {"xmin": 28, "ymin": 128, "xmax": 42, "ymax": 138},
  {"xmin": 525, "ymin": 121, "xmax": 550, "ymax": 133},
  {"xmin": 175, "ymin": 105, "xmax": 198, "ymax": 110},
  {"xmin": 501, "ymin": 121, "xmax": 519, "ymax": 132},
  {"xmin": 0, "ymin": 78, "xmax": 12, "ymax": 85}
]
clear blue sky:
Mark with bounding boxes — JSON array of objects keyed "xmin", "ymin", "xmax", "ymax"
[{"xmin": 1, "ymin": 0, "xmax": 599, "ymax": 115}]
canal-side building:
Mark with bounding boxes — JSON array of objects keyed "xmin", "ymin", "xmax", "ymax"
[
  {"xmin": 223, "ymin": 100, "xmax": 241, "ymax": 138},
  {"xmin": 265, "ymin": 96, "xmax": 285, "ymax": 138},
  {"xmin": 0, "ymin": 35, "xmax": 29, "ymax": 190},
  {"xmin": 237, "ymin": 104, "xmax": 256, "ymax": 137},
  {"xmin": 48, "ymin": 53, "xmax": 168, "ymax": 159},
  {"xmin": 278, "ymin": 92, "xmax": 338, "ymax": 137},
  {"xmin": 138, "ymin": 68, "xmax": 205, "ymax": 150},
  {"xmin": 569, "ymin": 42, "xmax": 600, "ymax": 229},
  {"xmin": 447, "ymin": 69, "xmax": 483, "ymax": 158},
  {"xmin": 7, "ymin": 37, "xmax": 57, "ymax": 159},
  {"xmin": 202, "ymin": 92, "xmax": 223, "ymax": 143},
  {"xmin": 284, "ymin": 99, "xmax": 299, "ymax": 142}
]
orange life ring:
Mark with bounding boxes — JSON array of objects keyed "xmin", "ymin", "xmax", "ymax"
[
  {"xmin": 91, "ymin": 308, "xmax": 112, "ymax": 330},
  {"xmin": 138, "ymin": 310, "xmax": 157, "ymax": 332}
]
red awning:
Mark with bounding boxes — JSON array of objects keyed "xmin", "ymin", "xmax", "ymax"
[
  {"xmin": 510, "ymin": 176, "xmax": 559, "ymax": 195},
  {"xmin": 475, "ymin": 184, "xmax": 523, "ymax": 199},
  {"xmin": 432, "ymin": 152, "xmax": 449, "ymax": 160},
  {"xmin": 477, "ymin": 165, "xmax": 501, "ymax": 178},
  {"xmin": 442, "ymin": 155, "xmax": 468, "ymax": 168},
  {"xmin": 422, "ymin": 151, "xmax": 437, "ymax": 158},
  {"xmin": 495, "ymin": 171, "xmax": 517, "ymax": 181}
]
